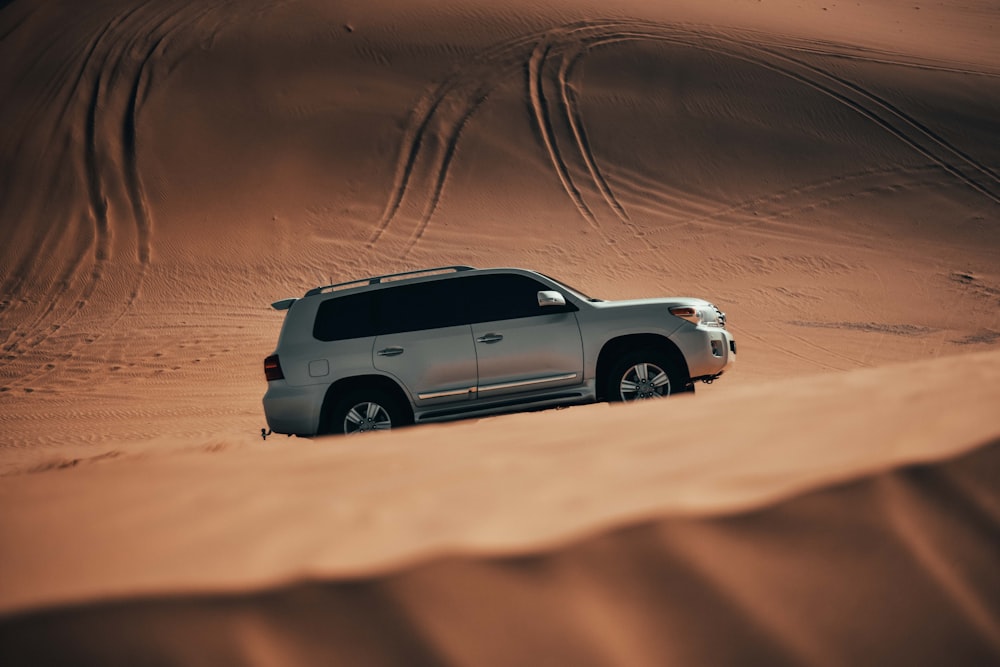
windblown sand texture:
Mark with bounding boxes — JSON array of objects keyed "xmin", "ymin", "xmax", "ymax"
[{"xmin": 1, "ymin": 0, "xmax": 999, "ymax": 664}]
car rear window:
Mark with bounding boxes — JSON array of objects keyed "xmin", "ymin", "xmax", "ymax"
[{"xmin": 313, "ymin": 292, "xmax": 377, "ymax": 341}]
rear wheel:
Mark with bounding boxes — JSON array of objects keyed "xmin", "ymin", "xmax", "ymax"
[
  {"xmin": 604, "ymin": 348, "xmax": 687, "ymax": 402},
  {"xmin": 329, "ymin": 388, "xmax": 409, "ymax": 435}
]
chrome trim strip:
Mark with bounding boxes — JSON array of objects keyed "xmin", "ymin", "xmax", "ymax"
[
  {"xmin": 418, "ymin": 387, "xmax": 475, "ymax": 400},
  {"xmin": 478, "ymin": 373, "xmax": 579, "ymax": 394}
]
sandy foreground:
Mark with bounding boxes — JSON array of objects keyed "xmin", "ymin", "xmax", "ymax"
[
  {"xmin": 1, "ymin": 0, "xmax": 999, "ymax": 664},
  {"xmin": 1, "ymin": 351, "xmax": 1000, "ymax": 665}
]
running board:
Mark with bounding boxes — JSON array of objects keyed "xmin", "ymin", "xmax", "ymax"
[{"xmin": 417, "ymin": 391, "xmax": 586, "ymax": 421}]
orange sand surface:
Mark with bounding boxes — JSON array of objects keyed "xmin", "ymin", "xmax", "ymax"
[{"xmin": 1, "ymin": 0, "xmax": 998, "ymax": 664}]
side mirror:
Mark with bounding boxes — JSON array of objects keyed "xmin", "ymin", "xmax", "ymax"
[{"xmin": 537, "ymin": 290, "xmax": 566, "ymax": 307}]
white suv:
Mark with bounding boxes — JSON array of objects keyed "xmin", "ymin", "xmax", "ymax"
[{"xmin": 263, "ymin": 266, "xmax": 735, "ymax": 435}]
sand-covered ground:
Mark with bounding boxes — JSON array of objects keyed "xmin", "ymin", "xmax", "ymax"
[{"xmin": 1, "ymin": 0, "xmax": 998, "ymax": 664}]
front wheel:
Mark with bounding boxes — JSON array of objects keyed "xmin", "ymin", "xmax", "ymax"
[
  {"xmin": 328, "ymin": 389, "xmax": 410, "ymax": 435},
  {"xmin": 604, "ymin": 348, "xmax": 687, "ymax": 402}
]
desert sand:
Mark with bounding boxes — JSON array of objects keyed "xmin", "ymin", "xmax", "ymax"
[{"xmin": 1, "ymin": 0, "xmax": 998, "ymax": 664}]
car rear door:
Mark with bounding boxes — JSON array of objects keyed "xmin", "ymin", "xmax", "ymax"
[{"xmin": 372, "ymin": 279, "xmax": 477, "ymax": 408}]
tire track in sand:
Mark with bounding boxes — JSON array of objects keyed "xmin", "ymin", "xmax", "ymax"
[
  {"xmin": 523, "ymin": 32, "xmax": 661, "ymax": 260},
  {"xmin": 527, "ymin": 39, "xmax": 600, "ymax": 232},
  {"xmin": 365, "ymin": 32, "xmax": 543, "ymax": 254},
  {"xmin": 370, "ymin": 23, "xmax": 655, "ymax": 260},
  {"xmin": 371, "ymin": 19, "xmax": 998, "ymax": 261},
  {"xmin": 585, "ymin": 20, "xmax": 1000, "ymax": 206},
  {"xmin": 557, "ymin": 45, "xmax": 631, "ymax": 226},
  {"xmin": 0, "ymin": 2, "xmax": 234, "ymax": 390}
]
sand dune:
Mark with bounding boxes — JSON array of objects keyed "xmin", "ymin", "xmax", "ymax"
[
  {"xmin": 2, "ymin": 444, "xmax": 999, "ymax": 666},
  {"xmin": 1, "ymin": 0, "xmax": 999, "ymax": 663},
  {"xmin": 1, "ymin": 350, "xmax": 999, "ymax": 665}
]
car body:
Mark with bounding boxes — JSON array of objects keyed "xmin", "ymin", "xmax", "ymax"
[{"xmin": 263, "ymin": 266, "xmax": 735, "ymax": 435}]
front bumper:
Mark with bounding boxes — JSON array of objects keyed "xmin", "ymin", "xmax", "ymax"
[{"xmin": 674, "ymin": 326, "xmax": 736, "ymax": 381}]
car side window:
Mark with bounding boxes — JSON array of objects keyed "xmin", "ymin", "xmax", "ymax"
[
  {"xmin": 375, "ymin": 280, "xmax": 467, "ymax": 334},
  {"xmin": 465, "ymin": 274, "xmax": 574, "ymax": 323},
  {"xmin": 313, "ymin": 292, "xmax": 377, "ymax": 342},
  {"xmin": 313, "ymin": 274, "xmax": 574, "ymax": 340}
]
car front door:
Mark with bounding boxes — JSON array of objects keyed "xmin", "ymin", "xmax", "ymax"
[
  {"xmin": 372, "ymin": 279, "xmax": 477, "ymax": 408},
  {"xmin": 467, "ymin": 274, "xmax": 584, "ymax": 399}
]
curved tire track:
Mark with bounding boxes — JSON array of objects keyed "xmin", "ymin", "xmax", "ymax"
[
  {"xmin": 558, "ymin": 46, "xmax": 631, "ymax": 225},
  {"xmin": 0, "ymin": 2, "xmax": 236, "ymax": 390},
  {"xmin": 589, "ymin": 20, "xmax": 1000, "ymax": 205},
  {"xmin": 372, "ymin": 18, "xmax": 999, "ymax": 260},
  {"xmin": 527, "ymin": 39, "xmax": 600, "ymax": 232},
  {"xmin": 365, "ymin": 32, "xmax": 544, "ymax": 252}
]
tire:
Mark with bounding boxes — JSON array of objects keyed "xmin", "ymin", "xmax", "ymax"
[
  {"xmin": 604, "ymin": 347, "xmax": 687, "ymax": 403},
  {"xmin": 328, "ymin": 388, "xmax": 410, "ymax": 435}
]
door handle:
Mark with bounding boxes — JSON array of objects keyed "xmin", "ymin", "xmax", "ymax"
[
  {"xmin": 476, "ymin": 333, "xmax": 503, "ymax": 344},
  {"xmin": 377, "ymin": 347, "xmax": 404, "ymax": 357}
]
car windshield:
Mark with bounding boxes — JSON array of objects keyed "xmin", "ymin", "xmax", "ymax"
[{"xmin": 540, "ymin": 273, "xmax": 603, "ymax": 302}]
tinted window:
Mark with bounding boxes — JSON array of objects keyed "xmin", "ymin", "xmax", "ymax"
[
  {"xmin": 375, "ymin": 280, "xmax": 468, "ymax": 335},
  {"xmin": 313, "ymin": 292, "xmax": 377, "ymax": 341},
  {"xmin": 314, "ymin": 273, "xmax": 575, "ymax": 340},
  {"xmin": 465, "ymin": 274, "xmax": 574, "ymax": 323}
]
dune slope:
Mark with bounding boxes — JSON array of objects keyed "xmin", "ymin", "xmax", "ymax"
[{"xmin": 2, "ymin": 441, "xmax": 999, "ymax": 666}]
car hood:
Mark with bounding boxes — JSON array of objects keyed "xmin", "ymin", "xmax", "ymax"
[{"xmin": 587, "ymin": 296, "xmax": 714, "ymax": 310}]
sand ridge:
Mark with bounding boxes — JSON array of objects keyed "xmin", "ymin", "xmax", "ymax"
[{"xmin": 2, "ymin": 440, "xmax": 998, "ymax": 665}]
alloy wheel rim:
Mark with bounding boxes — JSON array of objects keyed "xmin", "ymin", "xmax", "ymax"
[
  {"xmin": 344, "ymin": 402, "xmax": 392, "ymax": 433},
  {"xmin": 619, "ymin": 362, "xmax": 670, "ymax": 400}
]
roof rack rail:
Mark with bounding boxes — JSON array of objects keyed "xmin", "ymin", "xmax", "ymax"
[{"xmin": 304, "ymin": 265, "xmax": 476, "ymax": 297}]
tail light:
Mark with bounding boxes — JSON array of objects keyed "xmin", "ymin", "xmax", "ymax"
[{"xmin": 264, "ymin": 355, "xmax": 284, "ymax": 381}]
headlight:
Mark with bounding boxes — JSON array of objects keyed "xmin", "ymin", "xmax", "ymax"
[{"xmin": 669, "ymin": 305, "xmax": 702, "ymax": 325}]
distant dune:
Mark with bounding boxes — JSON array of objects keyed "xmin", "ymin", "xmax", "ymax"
[{"xmin": 1, "ymin": 0, "xmax": 998, "ymax": 664}]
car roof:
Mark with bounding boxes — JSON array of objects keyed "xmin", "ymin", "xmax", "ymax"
[
  {"xmin": 303, "ymin": 265, "xmax": 477, "ymax": 297},
  {"xmin": 271, "ymin": 266, "xmax": 547, "ymax": 310}
]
